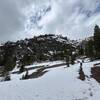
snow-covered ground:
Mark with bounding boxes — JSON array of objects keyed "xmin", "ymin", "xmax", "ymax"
[
  {"xmin": 12, "ymin": 60, "xmax": 64, "ymax": 72},
  {"xmin": 0, "ymin": 60, "xmax": 100, "ymax": 100}
]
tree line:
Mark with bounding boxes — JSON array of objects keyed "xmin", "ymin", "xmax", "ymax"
[{"xmin": 78, "ymin": 25, "xmax": 100, "ymax": 60}]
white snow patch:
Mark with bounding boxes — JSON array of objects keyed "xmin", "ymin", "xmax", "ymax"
[{"xmin": 0, "ymin": 60, "xmax": 100, "ymax": 100}]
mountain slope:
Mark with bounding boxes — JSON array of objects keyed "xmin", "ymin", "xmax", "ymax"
[{"xmin": 0, "ymin": 34, "xmax": 77, "ymax": 74}]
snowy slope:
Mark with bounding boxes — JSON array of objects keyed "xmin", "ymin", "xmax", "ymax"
[{"xmin": 0, "ymin": 60, "xmax": 100, "ymax": 100}]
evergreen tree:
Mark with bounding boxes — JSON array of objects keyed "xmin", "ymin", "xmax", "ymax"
[
  {"xmin": 64, "ymin": 48, "xmax": 70, "ymax": 67},
  {"xmin": 71, "ymin": 52, "xmax": 76, "ymax": 65},
  {"xmin": 22, "ymin": 69, "xmax": 29, "ymax": 80},
  {"xmin": 4, "ymin": 72, "xmax": 11, "ymax": 81},
  {"xmin": 78, "ymin": 45, "xmax": 84, "ymax": 56},
  {"xmin": 85, "ymin": 39, "xmax": 94, "ymax": 60},
  {"xmin": 24, "ymin": 69, "xmax": 29, "ymax": 79},
  {"xmin": 19, "ymin": 59, "xmax": 25, "ymax": 73},
  {"xmin": 19, "ymin": 65, "xmax": 24, "ymax": 73},
  {"xmin": 94, "ymin": 25, "xmax": 100, "ymax": 58}
]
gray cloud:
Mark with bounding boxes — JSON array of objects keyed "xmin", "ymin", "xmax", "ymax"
[
  {"xmin": 0, "ymin": 0, "xmax": 34, "ymax": 42},
  {"xmin": 0, "ymin": 0, "xmax": 100, "ymax": 42},
  {"xmin": 36, "ymin": 0, "xmax": 100, "ymax": 40}
]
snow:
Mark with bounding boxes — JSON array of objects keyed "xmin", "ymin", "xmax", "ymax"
[
  {"xmin": 0, "ymin": 60, "xmax": 100, "ymax": 100},
  {"xmin": 25, "ymin": 60, "xmax": 64, "ymax": 68},
  {"xmin": 56, "ymin": 37, "xmax": 67, "ymax": 43},
  {"xmin": 18, "ymin": 44, "xmax": 22, "ymax": 48},
  {"xmin": 11, "ymin": 60, "xmax": 64, "ymax": 73},
  {"xmin": 27, "ymin": 47, "xmax": 33, "ymax": 53}
]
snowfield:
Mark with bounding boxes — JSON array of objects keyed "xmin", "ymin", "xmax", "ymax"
[{"xmin": 0, "ymin": 60, "xmax": 100, "ymax": 100}]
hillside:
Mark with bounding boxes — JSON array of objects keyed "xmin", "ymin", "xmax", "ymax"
[{"xmin": 0, "ymin": 34, "xmax": 77, "ymax": 75}]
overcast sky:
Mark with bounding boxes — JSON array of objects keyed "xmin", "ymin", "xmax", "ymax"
[{"xmin": 0, "ymin": 0, "xmax": 100, "ymax": 42}]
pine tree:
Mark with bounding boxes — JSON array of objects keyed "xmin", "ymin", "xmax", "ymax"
[
  {"xmin": 94, "ymin": 25, "xmax": 100, "ymax": 58},
  {"xmin": 19, "ymin": 59, "xmax": 25, "ymax": 73},
  {"xmin": 24, "ymin": 69, "xmax": 29, "ymax": 79},
  {"xmin": 78, "ymin": 45, "xmax": 84, "ymax": 56},
  {"xmin": 85, "ymin": 39, "xmax": 94, "ymax": 60},
  {"xmin": 64, "ymin": 48, "xmax": 70, "ymax": 67},
  {"xmin": 71, "ymin": 52, "xmax": 76, "ymax": 65},
  {"xmin": 4, "ymin": 72, "xmax": 11, "ymax": 81},
  {"xmin": 22, "ymin": 69, "xmax": 29, "ymax": 80},
  {"xmin": 19, "ymin": 65, "xmax": 24, "ymax": 73}
]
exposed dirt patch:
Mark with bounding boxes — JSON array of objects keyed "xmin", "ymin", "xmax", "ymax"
[
  {"xmin": 22, "ymin": 67, "xmax": 48, "ymax": 80},
  {"xmin": 91, "ymin": 65, "xmax": 100, "ymax": 83}
]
